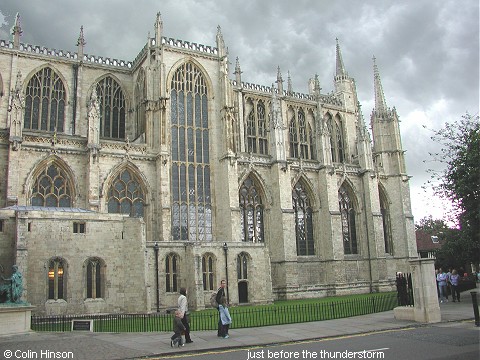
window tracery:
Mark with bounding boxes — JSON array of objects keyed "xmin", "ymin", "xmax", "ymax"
[
  {"xmin": 171, "ymin": 62, "xmax": 211, "ymax": 241},
  {"xmin": 96, "ymin": 76, "xmax": 126, "ymax": 139},
  {"xmin": 379, "ymin": 188, "xmax": 393, "ymax": 255},
  {"xmin": 326, "ymin": 113, "xmax": 345, "ymax": 163},
  {"xmin": 239, "ymin": 176, "xmax": 264, "ymax": 243},
  {"xmin": 245, "ymin": 98, "xmax": 268, "ymax": 155},
  {"xmin": 86, "ymin": 258, "xmax": 103, "ymax": 299},
  {"xmin": 107, "ymin": 169, "xmax": 145, "ymax": 217},
  {"xmin": 338, "ymin": 185, "xmax": 357, "ymax": 254},
  {"xmin": 48, "ymin": 258, "xmax": 65, "ymax": 300},
  {"xmin": 292, "ymin": 181, "xmax": 315, "ymax": 255},
  {"xmin": 31, "ymin": 163, "xmax": 72, "ymax": 207},
  {"xmin": 237, "ymin": 253, "xmax": 248, "ymax": 280},
  {"xmin": 202, "ymin": 254, "xmax": 215, "ymax": 291},
  {"xmin": 24, "ymin": 67, "xmax": 66, "ymax": 133},
  {"xmin": 288, "ymin": 107, "xmax": 314, "ymax": 159},
  {"xmin": 165, "ymin": 253, "xmax": 178, "ymax": 293}
]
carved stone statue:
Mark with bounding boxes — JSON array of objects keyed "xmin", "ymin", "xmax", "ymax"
[{"xmin": 0, "ymin": 265, "xmax": 24, "ymax": 303}]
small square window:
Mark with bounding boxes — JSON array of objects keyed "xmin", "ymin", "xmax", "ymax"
[
  {"xmin": 431, "ymin": 236, "xmax": 439, "ymax": 243},
  {"xmin": 73, "ymin": 222, "xmax": 86, "ymax": 234},
  {"xmin": 0, "ymin": 220, "xmax": 3, "ymax": 232}
]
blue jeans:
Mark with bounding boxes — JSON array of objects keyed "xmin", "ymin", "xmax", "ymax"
[{"xmin": 438, "ymin": 284, "xmax": 447, "ymax": 301}]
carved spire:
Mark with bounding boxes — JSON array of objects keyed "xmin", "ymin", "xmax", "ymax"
[
  {"xmin": 234, "ymin": 57, "xmax": 242, "ymax": 86},
  {"xmin": 12, "ymin": 13, "xmax": 22, "ymax": 49},
  {"xmin": 313, "ymin": 74, "xmax": 321, "ymax": 97},
  {"xmin": 76, "ymin": 26, "xmax": 86, "ymax": 60},
  {"xmin": 216, "ymin": 25, "xmax": 226, "ymax": 57},
  {"xmin": 287, "ymin": 71, "xmax": 293, "ymax": 95},
  {"xmin": 335, "ymin": 38, "xmax": 348, "ymax": 80},
  {"xmin": 276, "ymin": 66, "xmax": 284, "ymax": 94},
  {"xmin": 373, "ymin": 56, "xmax": 388, "ymax": 114},
  {"xmin": 154, "ymin": 12, "xmax": 163, "ymax": 46}
]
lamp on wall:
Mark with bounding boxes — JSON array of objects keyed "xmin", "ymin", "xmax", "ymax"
[{"xmin": 222, "ymin": 242, "xmax": 229, "ymax": 304}]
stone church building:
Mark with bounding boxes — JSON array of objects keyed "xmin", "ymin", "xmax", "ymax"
[{"xmin": 0, "ymin": 13, "xmax": 417, "ymax": 315}]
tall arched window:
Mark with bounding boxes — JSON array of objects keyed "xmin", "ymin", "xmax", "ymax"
[
  {"xmin": 107, "ymin": 168, "xmax": 145, "ymax": 217},
  {"xmin": 165, "ymin": 253, "xmax": 178, "ymax": 293},
  {"xmin": 292, "ymin": 181, "xmax": 314, "ymax": 255},
  {"xmin": 96, "ymin": 76, "xmax": 126, "ymax": 139},
  {"xmin": 237, "ymin": 253, "xmax": 248, "ymax": 280},
  {"xmin": 86, "ymin": 258, "xmax": 103, "ymax": 299},
  {"xmin": 339, "ymin": 185, "xmax": 357, "ymax": 254},
  {"xmin": 171, "ymin": 62, "xmax": 211, "ymax": 241},
  {"xmin": 134, "ymin": 69, "xmax": 146, "ymax": 140},
  {"xmin": 24, "ymin": 67, "xmax": 66, "ymax": 132},
  {"xmin": 245, "ymin": 99, "xmax": 268, "ymax": 155},
  {"xmin": 289, "ymin": 115, "xmax": 299, "ymax": 158},
  {"xmin": 202, "ymin": 254, "xmax": 215, "ymax": 291},
  {"xmin": 48, "ymin": 258, "xmax": 65, "ymax": 300},
  {"xmin": 327, "ymin": 113, "xmax": 345, "ymax": 163},
  {"xmin": 379, "ymin": 188, "xmax": 393, "ymax": 255},
  {"xmin": 239, "ymin": 176, "xmax": 264, "ymax": 243},
  {"xmin": 289, "ymin": 107, "xmax": 314, "ymax": 159},
  {"xmin": 31, "ymin": 163, "xmax": 72, "ymax": 207}
]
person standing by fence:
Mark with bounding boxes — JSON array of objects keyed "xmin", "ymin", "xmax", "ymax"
[
  {"xmin": 436, "ymin": 268, "xmax": 448, "ymax": 303},
  {"xmin": 449, "ymin": 269, "xmax": 461, "ymax": 302}
]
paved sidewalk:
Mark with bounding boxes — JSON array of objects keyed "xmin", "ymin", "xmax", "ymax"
[{"xmin": 0, "ymin": 290, "xmax": 478, "ymax": 360}]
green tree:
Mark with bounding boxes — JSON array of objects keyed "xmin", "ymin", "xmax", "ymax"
[{"xmin": 423, "ymin": 113, "xmax": 480, "ymax": 269}]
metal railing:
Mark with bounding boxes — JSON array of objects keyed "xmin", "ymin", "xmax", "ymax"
[{"xmin": 31, "ymin": 292, "xmax": 398, "ymax": 333}]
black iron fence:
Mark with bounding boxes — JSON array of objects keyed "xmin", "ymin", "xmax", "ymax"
[
  {"xmin": 396, "ymin": 272, "xmax": 414, "ymax": 306},
  {"xmin": 31, "ymin": 292, "xmax": 397, "ymax": 333}
]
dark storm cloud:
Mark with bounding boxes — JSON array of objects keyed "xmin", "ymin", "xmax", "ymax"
[{"xmin": 0, "ymin": 0, "xmax": 478, "ymax": 221}]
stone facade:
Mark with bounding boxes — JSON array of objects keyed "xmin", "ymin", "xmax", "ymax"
[{"xmin": 0, "ymin": 14, "xmax": 417, "ymax": 315}]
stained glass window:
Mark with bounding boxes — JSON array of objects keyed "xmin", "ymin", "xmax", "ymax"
[
  {"xmin": 171, "ymin": 62, "xmax": 211, "ymax": 241},
  {"xmin": 292, "ymin": 181, "xmax": 314, "ymax": 255},
  {"xmin": 239, "ymin": 176, "xmax": 264, "ymax": 243},
  {"xmin": 24, "ymin": 67, "xmax": 65, "ymax": 133},
  {"xmin": 107, "ymin": 169, "xmax": 145, "ymax": 217},
  {"xmin": 31, "ymin": 164, "xmax": 72, "ymax": 207},
  {"xmin": 96, "ymin": 76, "xmax": 126, "ymax": 139},
  {"xmin": 339, "ymin": 186, "xmax": 357, "ymax": 254}
]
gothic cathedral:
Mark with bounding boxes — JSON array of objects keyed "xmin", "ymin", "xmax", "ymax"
[{"xmin": 0, "ymin": 14, "xmax": 417, "ymax": 315}]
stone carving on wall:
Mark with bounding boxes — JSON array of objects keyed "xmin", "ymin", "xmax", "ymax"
[{"xmin": 8, "ymin": 71, "xmax": 24, "ymax": 150}]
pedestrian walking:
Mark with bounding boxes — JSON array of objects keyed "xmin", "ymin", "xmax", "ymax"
[
  {"xmin": 178, "ymin": 287, "xmax": 193, "ymax": 343},
  {"xmin": 218, "ymin": 296, "xmax": 232, "ymax": 338},
  {"xmin": 170, "ymin": 310, "xmax": 186, "ymax": 347},
  {"xmin": 216, "ymin": 280, "xmax": 226, "ymax": 337}
]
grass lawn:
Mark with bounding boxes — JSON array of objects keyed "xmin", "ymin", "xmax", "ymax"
[{"xmin": 32, "ymin": 292, "xmax": 398, "ymax": 332}]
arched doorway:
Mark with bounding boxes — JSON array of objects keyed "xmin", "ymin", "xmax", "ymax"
[{"xmin": 238, "ymin": 281, "xmax": 248, "ymax": 303}]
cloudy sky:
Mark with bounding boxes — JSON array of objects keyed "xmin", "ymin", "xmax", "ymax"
[{"xmin": 1, "ymin": 0, "xmax": 478, "ymax": 224}]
